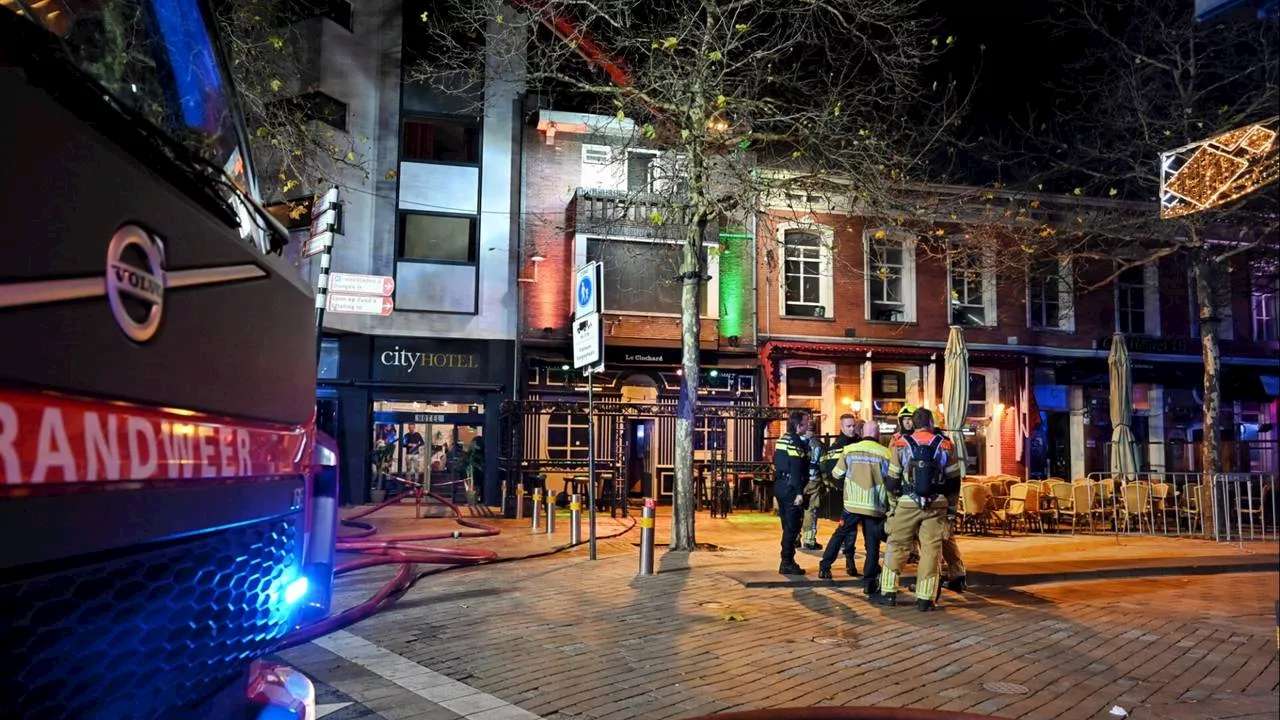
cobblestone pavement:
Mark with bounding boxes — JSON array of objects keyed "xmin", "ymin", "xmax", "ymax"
[{"xmin": 277, "ymin": 519, "xmax": 1279, "ymax": 720}]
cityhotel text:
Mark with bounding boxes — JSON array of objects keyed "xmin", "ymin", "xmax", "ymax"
[{"xmin": 380, "ymin": 347, "xmax": 479, "ymax": 374}]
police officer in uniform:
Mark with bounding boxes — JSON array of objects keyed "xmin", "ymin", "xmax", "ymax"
[
  {"xmin": 818, "ymin": 414, "xmax": 863, "ymax": 573},
  {"xmin": 772, "ymin": 410, "xmax": 811, "ymax": 575}
]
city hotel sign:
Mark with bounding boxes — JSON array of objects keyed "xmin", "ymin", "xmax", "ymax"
[
  {"xmin": 379, "ymin": 347, "xmax": 478, "ymax": 374},
  {"xmin": 370, "ymin": 337, "xmax": 514, "ymax": 386}
]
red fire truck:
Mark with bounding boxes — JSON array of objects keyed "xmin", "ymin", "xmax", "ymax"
[{"xmin": 0, "ymin": 1, "xmax": 335, "ymax": 716}]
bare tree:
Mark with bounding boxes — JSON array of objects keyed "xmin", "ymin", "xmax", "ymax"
[
  {"xmin": 977, "ymin": 0, "xmax": 1280, "ymax": 476},
  {"xmin": 213, "ymin": 0, "xmax": 370, "ymax": 210},
  {"xmin": 410, "ymin": 0, "xmax": 956, "ymax": 549}
]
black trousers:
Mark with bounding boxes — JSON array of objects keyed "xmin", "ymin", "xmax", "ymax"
[
  {"xmin": 857, "ymin": 516, "xmax": 886, "ymax": 588},
  {"xmin": 779, "ymin": 502, "xmax": 804, "ymax": 564},
  {"xmin": 819, "ymin": 511, "xmax": 861, "ymax": 571}
]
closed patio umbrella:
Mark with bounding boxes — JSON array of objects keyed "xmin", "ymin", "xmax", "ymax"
[
  {"xmin": 1107, "ymin": 333, "xmax": 1140, "ymax": 481},
  {"xmin": 942, "ymin": 326, "xmax": 969, "ymax": 475}
]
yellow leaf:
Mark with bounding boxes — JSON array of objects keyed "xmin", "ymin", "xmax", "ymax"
[
  {"xmin": 270, "ymin": 79, "xmax": 283, "ymax": 92},
  {"xmin": 873, "ymin": 230, "xmax": 887, "ymax": 239},
  {"xmin": 681, "ymin": 129, "xmax": 690, "ymax": 140},
  {"xmin": 735, "ymin": 23, "xmax": 748, "ymax": 32},
  {"xmin": 649, "ymin": 210, "xmax": 665, "ymax": 225},
  {"xmin": 345, "ymin": 151, "xmax": 356, "ymax": 162},
  {"xmin": 1108, "ymin": 188, "xmax": 1118, "ymax": 197},
  {"xmin": 616, "ymin": 110, "xmax": 625, "ymax": 122},
  {"xmin": 833, "ymin": 102, "xmax": 841, "ymax": 116},
  {"xmin": 946, "ymin": 35, "xmax": 955, "ymax": 45},
  {"xmin": 1030, "ymin": 200, "xmax": 1041, "ymax": 208},
  {"xmin": 722, "ymin": 612, "xmax": 746, "ymax": 622},
  {"xmin": 255, "ymin": 127, "xmax": 269, "ymax": 138},
  {"xmin": 707, "ymin": 50, "xmax": 721, "ymax": 61},
  {"xmin": 642, "ymin": 124, "xmax": 656, "ymax": 139},
  {"xmin": 385, "ymin": 169, "xmax": 398, "ymax": 180},
  {"xmin": 1072, "ymin": 187, "xmax": 1083, "ymax": 196},
  {"xmin": 282, "ymin": 179, "xmax": 299, "ymax": 193},
  {"xmin": 931, "ymin": 38, "xmax": 939, "ymax": 46},
  {"xmin": 662, "ymin": 37, "xmax": 678, "ymax": 50},
  {"xmin": 716, "ymin": 95, "xmax": 727, "ymax": 108},
  {"xmin": 419, "ymin": 11, "xmax": 428, "ymax": 21},
  {"xmin": 269, "ymin": 36, "xmax": 284, "ymax": 49},
  {"xmin": 495, "ymin": 14, "xmax": 504, "ymax": 24}
]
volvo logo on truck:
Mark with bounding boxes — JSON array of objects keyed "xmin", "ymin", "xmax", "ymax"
[{"xmin": 106, "ymin": 225, "xmax": 166, "ymax": 343}]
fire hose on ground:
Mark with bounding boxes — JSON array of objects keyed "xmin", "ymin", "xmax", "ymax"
[{"xmin": 274, "ymin": 478, "xmax": 637, "ymax": 652}]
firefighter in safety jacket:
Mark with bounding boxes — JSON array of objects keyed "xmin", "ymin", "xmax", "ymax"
[
  {"xmin": 876, "ymin": 407, "xmax": 961, "ymax": 611},
  {"xmin": 890, "ymin": 405, "xmax": 968, "ymax": 594},
  {"xmin": 819, "ymin": 420, "xmax": 891, "ymax": 594},
  {"xmin": 771, "ymin": 410, "xmax": 813, "ymax": 575}
]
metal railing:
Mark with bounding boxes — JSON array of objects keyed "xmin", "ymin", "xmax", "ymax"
[
  {"xmin": 1067, "ymin": 471, "xmax": 1279, "ymax": 544},
  {"xmin": 1209, "ymin": 473, "xmax": 1279, "ymax": 547}
]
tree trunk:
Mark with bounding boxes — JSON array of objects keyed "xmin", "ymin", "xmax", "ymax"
[
  {"xmin": 670, "ymin": 217, "xmax": 704, "ymax": 552},
  {"xmin": 1191, "ymin": 251, "xmax": 1223, "ymax": 479}
]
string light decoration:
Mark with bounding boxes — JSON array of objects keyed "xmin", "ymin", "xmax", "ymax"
[{"xmin": 1160, "ymin": 116, "xmax": 1279, "ymax": 219}]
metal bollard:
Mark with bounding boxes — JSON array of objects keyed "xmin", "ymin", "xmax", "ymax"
[
  {"xmin": 638, "ymin": 497, "xmax": 656, "ymax": 576},
  {"xmin": 570, "ymin": 494, "xmax": 582, "ymax": 545},
  {"xmin": 513, "ymin": 483, "xmax": 523, "ymax": 521},
  {"xmin": 531, "ymin": 487, "xmax": 541, "ymax": 530},
  {"xmin": 545, "ymin": 492, "xmax": 557, "ymax": 534}
]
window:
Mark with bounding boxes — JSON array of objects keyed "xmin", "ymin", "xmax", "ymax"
[
  {"xmin": 402, "ymin": 118, "xmax": 480, "ymax": 164},
  {"xmin": 274, "ymin": 91, "xmax": 347, "ymax": 131},
  {"xmin": 317, "ymin": 338, "xmax": 339, "ymax": 379},
  {"xmin": 781, "ymin": 229, "xmax": 832, "ymax": 318},
  {"xmin": 580, "ymin": 145, "xmax": 686, "ymax": 193},
  {"xmin": 546, "ymin": 412, "xmax": 589, "ymax": 460},
  {"xmin": 289, "ymin": 0, "xmax": 353, "ymax": 31},
  {"xmin": 1254, "ymin": 292, "xmax": 1278, "ymax": 342},
  {"xmin": 949, "ymin": 248, "xmax": 996, "ymax": 327},
  {"xmin": 1116, "ymin": 264, "xmax": 1160, "ymax": 335},
  {"xmin": 1028, "ymin": 258, "xmax": 1074, "ymax": 331},
  {"xmin": 694, "ymin": 416, "xmax": 727, "ymax": 451},
  {"xmin": 785, "ymin": 366, "xmax": 824, "ymax": 426},
  {"xmin": 400, "ymin": 213, "xmax": 477, "ymax": 263},
  {"xmin": 865, "ymin": 231, "xmax": 916, "ymax": 322},
  {"xmin": 587, "ymin": 238, "xmax": 708, "ymax": 314},
  {"xmin": 967, "ymin": 373, "xmax": 988, "ymax": 420}
]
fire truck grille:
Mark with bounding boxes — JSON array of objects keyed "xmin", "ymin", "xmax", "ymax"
[{"xmin": 1, "ymin": 514, "xmax": 302, "ymax": 719}]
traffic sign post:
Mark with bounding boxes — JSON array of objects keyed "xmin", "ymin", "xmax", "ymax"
[
  {"xmin": 572, "ymin": 263, "xmax": 605, "ymax": 561},
  {"xmin": 326, "ymin": 294, "xmax": 394, "ymax": 316},
  {"xmin": 329, "ymin": 272, "xmax": 395, "ymax": 297}
]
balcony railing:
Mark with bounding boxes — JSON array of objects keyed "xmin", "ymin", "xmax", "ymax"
[{"xmin": 573, "ymin": 188, "xmax": 688, "ymax": 239}]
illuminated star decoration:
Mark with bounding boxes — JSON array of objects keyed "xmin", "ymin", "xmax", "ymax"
[{"xmin": 1160, "ymin": 116, "xmax": 1279, "ymax": 219}]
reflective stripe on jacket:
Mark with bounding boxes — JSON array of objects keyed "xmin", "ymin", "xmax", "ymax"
[{"xmin": 831, "ymin": 439, "xmax": 892, "ymax": 517}]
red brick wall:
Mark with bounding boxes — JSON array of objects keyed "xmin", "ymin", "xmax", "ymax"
[
  {"xmin": 998, "ymin": 411, "xmax": 1024, "ymax": 477},
  {"xmin": 521, "ymin": 129, "xmax": 581, "ymax": 339},
  {"xmin": 751, "ymin": 209, "xmax": 1280, "ymax": 358}
]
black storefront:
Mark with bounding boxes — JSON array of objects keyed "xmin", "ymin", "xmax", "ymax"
[{"xmin": 317, "ymin": 335, "xmax": 515, "ymax": 505}]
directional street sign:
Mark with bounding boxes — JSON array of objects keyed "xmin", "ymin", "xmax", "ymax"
[
  {"xmin": 573, "ymin": 313, "xmax": 603, "ymax": 369},
  {"xmin": 329, "ymin": 272, "xmax": 395, "ymax": 296},
  {"xmin": 327, "ymin": 293, "xmax": 394, "ymax": 316},
  {"xmin": 574, "ymin": 262, "xmax": 603, "ymax": 319}
]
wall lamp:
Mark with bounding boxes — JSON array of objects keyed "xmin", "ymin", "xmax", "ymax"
[{"xmin": 518, "ymin": 253, "xmax": 545, "ymax": 283}]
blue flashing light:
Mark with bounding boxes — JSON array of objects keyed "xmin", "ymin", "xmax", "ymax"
[{"xmin": 284, "ymin": 576, "xmax": 309, "ymax": 605}]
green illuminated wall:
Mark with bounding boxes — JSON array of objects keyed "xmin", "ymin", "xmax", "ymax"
[{"xmin": 718, "ymin": 227, "xmax": 751, "ymax": 339}]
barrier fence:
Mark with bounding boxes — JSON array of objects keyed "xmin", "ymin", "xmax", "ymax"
[
  {"xmin": 1075, "ymin": 471, "xmax": 1278, "ymax": 544},
  {"xmin": 1209, "ymin": 473, "xmax": 1278, "ymax": 547}
]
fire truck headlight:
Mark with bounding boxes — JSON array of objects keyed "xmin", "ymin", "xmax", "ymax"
[{"xmin": 283, "ymin": 576, "xmax": 309, "ymax": 605}]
